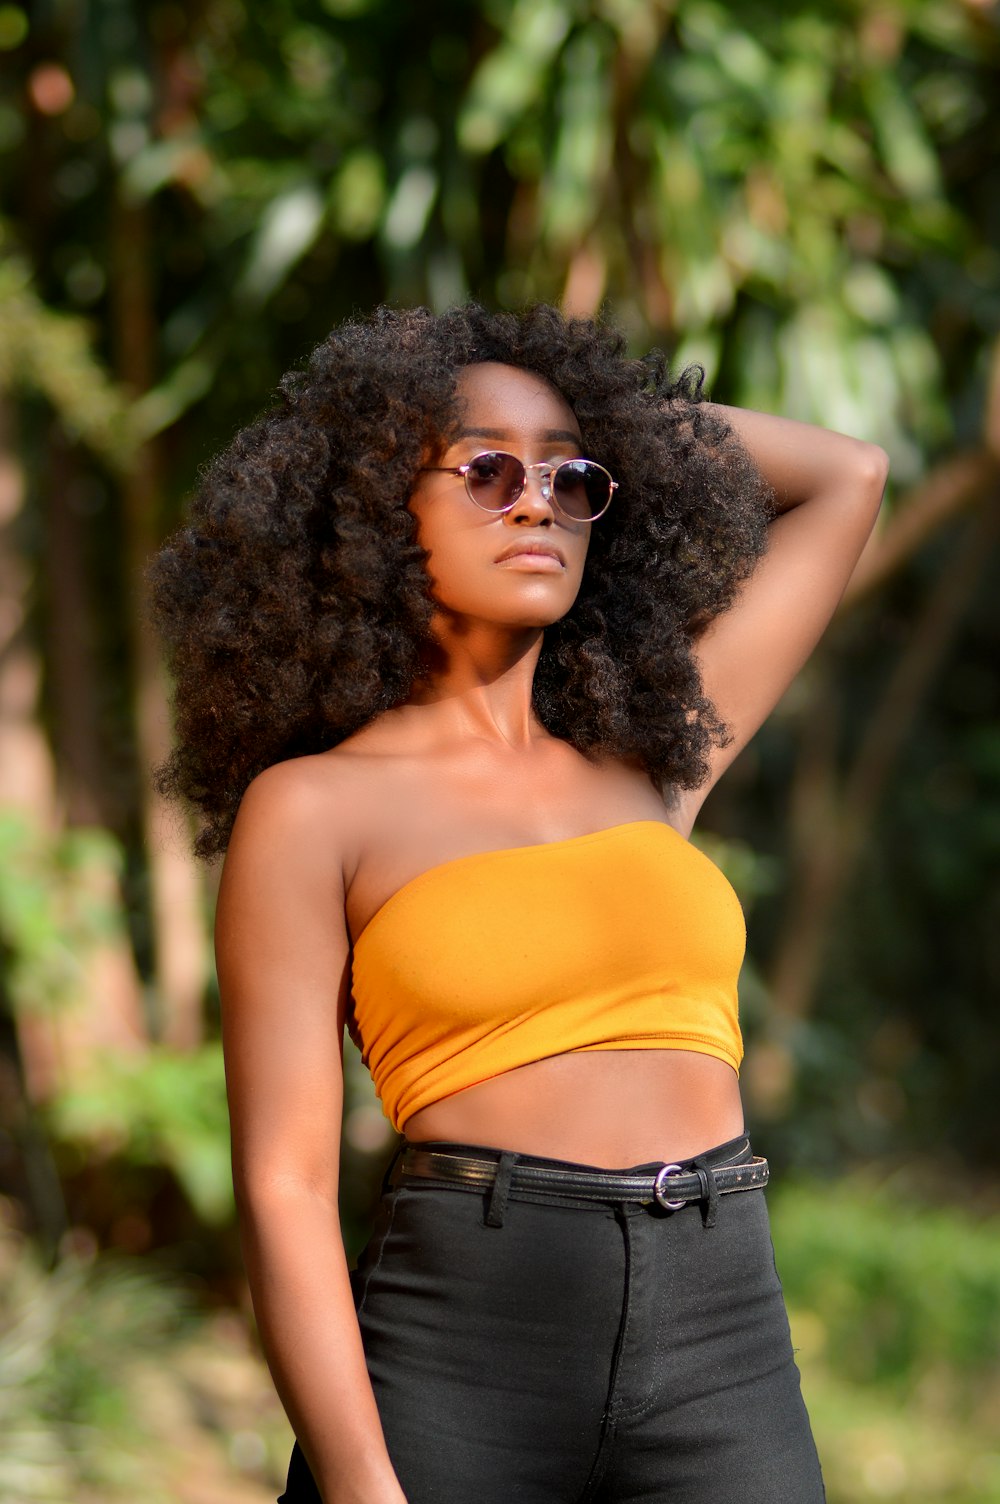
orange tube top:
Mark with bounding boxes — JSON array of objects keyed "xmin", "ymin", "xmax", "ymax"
[{"xmin": 347, "ymin": 820, "xmax": 746, "ymax": 1133}]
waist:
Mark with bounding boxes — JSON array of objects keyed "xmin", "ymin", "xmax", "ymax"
[{"xmin": 403, "ymin": 1047, "xmax": 745, "ymax": 1165}]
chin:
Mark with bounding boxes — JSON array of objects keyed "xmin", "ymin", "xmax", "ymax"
[
  {"xmin": 503, "ymin": 611, "xmax": 571, "ymax": 633},
  {"xmin": 437, "ymin": 587, "xmax": 579, "ymax": 632},
  {"xmin": 492, "ymin": 590, "xmax": 576, "ymax": 626}
]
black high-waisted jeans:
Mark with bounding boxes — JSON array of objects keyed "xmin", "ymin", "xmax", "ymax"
[{"xmin": 279, "ymin": 1135, "xmax": 825, "ymax": 1503}]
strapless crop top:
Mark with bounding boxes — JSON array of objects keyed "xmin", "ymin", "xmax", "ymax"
[{"xmin": 347, "ymin": 820, "xmax": 746, "ymax": 1132}]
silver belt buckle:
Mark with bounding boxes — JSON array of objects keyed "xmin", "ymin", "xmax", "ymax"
[{"xmin": 653, "ymin": 1162, "xmax": 687, "ymax": 1211}]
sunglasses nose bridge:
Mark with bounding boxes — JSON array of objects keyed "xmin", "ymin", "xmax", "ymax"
[{"xmin": 522, "ymin": 461, "xmax": 554, "ymax": 505}]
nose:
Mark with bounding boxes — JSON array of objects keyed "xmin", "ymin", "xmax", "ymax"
[{"xmin": 505, "ymin": 465, "xmax": 555, "ymax": 526}]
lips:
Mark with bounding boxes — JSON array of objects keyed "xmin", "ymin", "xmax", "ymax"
[{"xmin": 494, "ymin": 539, "xmax": 566, "ymax": 566}]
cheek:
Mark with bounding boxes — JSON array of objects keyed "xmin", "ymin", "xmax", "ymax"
[
  {"xmin": 421, "ymin": 536, "xmax": 463, "ymax": 597},
  {"xmin": 413, "ymin": 511, "xmax": 486, "ymax": 605}
]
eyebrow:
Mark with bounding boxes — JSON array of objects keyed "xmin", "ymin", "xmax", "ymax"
[{"xmin": 455, "ymin": 426, "xmax": 583, "ymax": 445}]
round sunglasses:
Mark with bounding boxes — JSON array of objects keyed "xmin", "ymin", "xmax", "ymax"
[{"xmin": 422, "ymin": 451, "xmax": 617, "ymax": 522}]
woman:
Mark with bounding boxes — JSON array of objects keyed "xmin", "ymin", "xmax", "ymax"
[{"xmin": 152, "ymin": 303, "xmax": 887, "ymax": 1504}]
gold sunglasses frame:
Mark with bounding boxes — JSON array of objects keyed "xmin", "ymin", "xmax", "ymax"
[{"xmin": 421, "ymin": 451, "xmax": 618, "ymax": 522}]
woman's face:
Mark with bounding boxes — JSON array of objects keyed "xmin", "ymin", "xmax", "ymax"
[{"xmin": 407, "ymin": 362, "xmax": 592, "ymax": 630}]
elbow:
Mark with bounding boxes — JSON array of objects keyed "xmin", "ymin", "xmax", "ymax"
[
  {"xmin": 233, "ymin": 1165, "xmax": 340, "ymax": 1222},
  {"xmin": 234, "ymin": 1175, "xmax": 344, "ymax": 1264},
  {"xmin": 857, "ymin": 441, "xmax": 890, "ymax": 509}
]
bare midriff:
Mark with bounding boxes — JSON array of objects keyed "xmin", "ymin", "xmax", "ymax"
[{"xmin": 403, "ymin": 1048, "xmax": 745, "ymax": 1168}]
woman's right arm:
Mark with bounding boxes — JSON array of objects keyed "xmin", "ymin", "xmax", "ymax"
[{"xmin": 215, "ymin": 763, "xmax": 407, "ymax": 1504}]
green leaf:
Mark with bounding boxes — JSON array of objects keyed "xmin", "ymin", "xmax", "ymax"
[
  {"xmin": 0, "ymin": 248, "xmax": 133, "ymax": 467},
  {"xmin": 863, "ymin": 71, "xmax": 943, "ymax": 201},
  {"xmin": 48, "ymin": 1045, "xmax": 233, "ymax": 1224},
  {"xmin": 237, "ymin": 183, "xmax": 325, "ymax": 304},
  {"xmin": 458, "ymin": 0, "xmax": 573, "ymax": 154}
]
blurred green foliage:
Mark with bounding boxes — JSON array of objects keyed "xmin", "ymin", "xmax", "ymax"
[
  {"xmin": 0, "ymin": 814, "xmax": 125, "ymax": 1015},
  {"xmin": 773, "ymin": 1179, "xmax": 1000, "ymax": 1389},
  {"xmin": 0, "ymin": 1222, "xmax": 192, "ymax": 1502},
  {"xmin": 47, "ymin": 1044, "xmax": 233, "ymax": 1225},
  {"xmin": 772, "ymin": 1181, "xmax": 1000, "ymax": 1501},
  {"xmin": 0, "ymin": 239, "xmax": 133, "ymax": 466},
  {"xmin": 4, "ymin": 0, "xmax": 996, "ymax": 465}
]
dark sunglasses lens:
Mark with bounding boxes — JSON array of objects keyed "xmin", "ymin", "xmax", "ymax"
[
  {"xmin": 465, "ymin": 452, "xmax": 525, "ymax": 510},
  {"xmin": 553, "ymin": 460, "xmax": 612, "ymax": 519}
]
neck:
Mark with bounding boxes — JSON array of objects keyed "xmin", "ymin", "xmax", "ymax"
[{"xmin": 404, "ymin": 620, "xmax": 546, "ymax": 749}]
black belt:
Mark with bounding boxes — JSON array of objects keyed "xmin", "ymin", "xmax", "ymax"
[{"xmin": 394, "ymin": 1146, "xmax": 769, "ymax": 1211}]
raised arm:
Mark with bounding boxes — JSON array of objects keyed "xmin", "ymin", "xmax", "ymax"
[
  {"xmin": 215, "ymin": 763, "xmax": 406, "ymax": 1504},
  {"xmin": 675, "ymin": 405, "xmax": 889, "ymax": 830}
]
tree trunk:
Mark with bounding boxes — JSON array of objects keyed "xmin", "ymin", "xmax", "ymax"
[
  {"xmin": 43, "ymin": 430, "xmax": 109, "ymax": 826},
  {"xmin": 109, "ymin": 189, "xmax": 207, "ymax": 1049}
]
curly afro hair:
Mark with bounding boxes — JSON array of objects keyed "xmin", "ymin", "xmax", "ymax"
[{"xmin": 150, "ymin": 303, "xmax": 773, "ymax": 858}]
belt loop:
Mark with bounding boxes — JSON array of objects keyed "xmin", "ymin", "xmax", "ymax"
[
  {"xmin": 691, "ymin": 1157, "xmax": 719, "ymax": 1229},
  {"xmin": 485, "ymin": 1152, "xmax": 517, "ymax": 1228},
  {"xmin": 382, "ymin": 1140, "xmax": 405, "ymax": 1195}
]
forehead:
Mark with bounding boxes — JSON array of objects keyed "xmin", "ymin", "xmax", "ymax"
[{"xmin": 453, "ymin": 362, "xmax": 580, "ymax": 439}]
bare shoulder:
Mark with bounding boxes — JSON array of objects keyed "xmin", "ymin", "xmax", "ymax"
[
  {"xmin": 226, "ymin": 728, "xmax": 425, "ymax": 923},
  {"xmin": 237, "ymin": 750, "xmax": 355, "ymax": 825},
  {"xmin": 215, "ymin": 753, "xmax": 367, "ymax": 1055},
  {"xmin": 229, "ymin": 746, "xmax": 379, "ymax": 876}
]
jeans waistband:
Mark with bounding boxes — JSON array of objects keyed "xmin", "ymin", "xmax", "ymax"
[
  {"xmin": 399, "ymin": 1132, "xmax": 753, "ymax": 1176},
  {"xmin": 390, "ymin": 1134, "xmax": 764, "ymax": 1226}
]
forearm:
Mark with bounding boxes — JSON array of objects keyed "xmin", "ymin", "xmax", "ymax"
[
  {"xmin": 706, "ymin": 402, "xmax": 889, "ymax": 516},
  {"xmin": 238, "ymin": 1181, "xmax": 406, "ymax": 1504}
]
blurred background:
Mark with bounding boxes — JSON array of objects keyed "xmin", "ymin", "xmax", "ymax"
[{"xmin": 0, "ymin": 1, "xmax": 998, "ymax": 1500}]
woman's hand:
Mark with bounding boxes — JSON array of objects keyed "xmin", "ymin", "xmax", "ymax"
[{"xmin": 673, "ymin": 404, "xmax": 888, "ymax": 830}]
